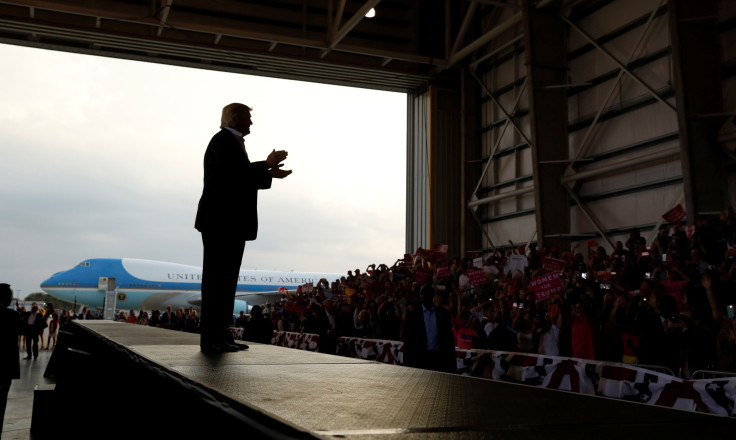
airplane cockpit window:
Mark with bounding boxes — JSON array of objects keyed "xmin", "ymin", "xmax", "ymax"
[{"xmin": 78, "ymin": 261, "xmax": 90, "ymax": 267}]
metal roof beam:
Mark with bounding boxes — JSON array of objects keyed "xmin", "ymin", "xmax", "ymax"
[
  {"xmin": 156, "ymin": 0, "xmax": 173, "ymax": 37},
  {"xmin": 446, "ymin": 12, "xmax": 522, "ymax": 68},
  {"xmin": 322, "ymin": 0, "xmax": 381, "ymax": 58}
]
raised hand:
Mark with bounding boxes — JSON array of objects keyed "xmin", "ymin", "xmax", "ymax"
[{"xmin": 266, "ymin": 149, "xmax": 288, "ymax": 168}]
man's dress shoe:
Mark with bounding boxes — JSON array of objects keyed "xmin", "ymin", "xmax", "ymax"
[
  {"xmin": 229, "ymin": 342, "xmax": 249, "ymax": 351},
  {"xmin": 200, "ymin": 343, "xmax": 239, "ymax": 354}
]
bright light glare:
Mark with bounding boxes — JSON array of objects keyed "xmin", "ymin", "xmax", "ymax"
[{"xmin": 365, "ymin": 8, "xmax": 376, "ymax": 18}]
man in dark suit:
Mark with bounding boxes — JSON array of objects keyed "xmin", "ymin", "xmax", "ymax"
[
  {"xmin": 315, "ymin": 299, "xmax": 339, "ymax": 354},
  {"xmin": 1, "ymin": 283, "xmax": 21, "ymax": 429},
  {"xmin": 159, "ymin": 305, "xmax": 174, "ymax": 329},
  {"xmin": 402, "ymin": 284, "xmax": 456, "ymax": 373},
  {"xmin": 195, "ymin": 103, "xmax": 291, "ymax": 354}
]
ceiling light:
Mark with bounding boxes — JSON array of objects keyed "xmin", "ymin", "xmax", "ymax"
[{"xmin": 365, "ymin": 8, "xmax": 376, "ymax": 18}]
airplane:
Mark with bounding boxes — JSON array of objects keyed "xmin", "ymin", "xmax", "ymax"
[{"xmin": 40, "ymin": 258, "xmax": 344, "ymax": 316}]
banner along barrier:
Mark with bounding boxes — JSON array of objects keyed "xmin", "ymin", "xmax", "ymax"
[{"xmin": 253, "ymin": 330, "xmax": 736, "ymax": 417}]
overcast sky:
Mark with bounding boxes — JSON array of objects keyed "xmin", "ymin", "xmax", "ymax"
[{"xmin": 0, "ymin": 43, "xmax": 407, "ymax": 299}]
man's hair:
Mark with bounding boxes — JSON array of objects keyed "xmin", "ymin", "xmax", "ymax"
[
  {"xmin": 0, "ymin": 283, "xmax": 12, "ymax": 304},
  {"xmin": 482, "ymin": 301, "xmax": 494, "ymax": 313},
  {"xmin": 220, "ymin": 103, "xmax": 252, "ymax": 129},
  {"xmin": 420, "ymin": 284, "xmax": 435, "ymax": 298}
]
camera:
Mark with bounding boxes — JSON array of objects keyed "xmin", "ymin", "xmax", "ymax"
[
  {"xmin": 662, "ymin": 253, "xmax": 667, "ymax": 262},
  {"xmin": 728, "ymin": 305, "xmax": 734, "ymax": 319}
]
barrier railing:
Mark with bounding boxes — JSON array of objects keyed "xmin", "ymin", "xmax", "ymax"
[
  {"xmin": 630, "ymin": 363, "xmax": 675, "ymax": 376},
  {"xmin": 691, "ymin": 370, "xmax": 736, "ymax": 380},
  {"xmin": 234, "ymin": 329, "xmax": 736, "ymax": 417}
]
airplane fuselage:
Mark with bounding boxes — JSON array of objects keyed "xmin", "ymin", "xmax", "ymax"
[{"xmin": 40, "ymin": 258, "xmax": 342, "ymax": 315}]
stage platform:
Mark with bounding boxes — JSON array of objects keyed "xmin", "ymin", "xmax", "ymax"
[{"xmin": 37, "ymin": 321, "xmax": 736, "ymax": 439}]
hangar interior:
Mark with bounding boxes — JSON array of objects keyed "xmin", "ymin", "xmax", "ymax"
[{"xmin": 0, "ymin": 0, "xmax": 734, "ymax": 259}]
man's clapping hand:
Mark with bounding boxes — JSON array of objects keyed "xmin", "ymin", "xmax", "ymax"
[
  {"xmin": 266, "ymin": 149, "xmax": 291, "ymax": 178},
  {"xmin": 266, "ymin": 149, "xmax": 288, "ymax": 167},
  {"xmin": 269, "ymin": 164, "xmax": 292, "ymax": 179}
]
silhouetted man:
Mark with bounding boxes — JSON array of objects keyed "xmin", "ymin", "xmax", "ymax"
[
  {"xmin": 0, "ymin": 283, "xmax": 21, "ymax": 429},
  {"xmin": 195, "ymin": 103, "xmax": 291, "ymax": 354}
]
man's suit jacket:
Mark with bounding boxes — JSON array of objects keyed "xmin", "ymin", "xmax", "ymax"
[
  {"xmin": 1, "ymin": 307, "xmax": 21, "ymax": 380},
  {"xmin": 195, "ymin": 128, "xmax": 272, "ymax": 239},
  {"xmin": 402, "ymin": 303, "xmax": 456, "ymax": 373},
  {"xmin": 18, "ymin": 310, "xmax": 46, "ymax": 336}
]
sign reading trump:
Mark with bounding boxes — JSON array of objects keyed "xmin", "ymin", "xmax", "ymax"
[{"xmin": 529, "ymin": 273, "xmax": 565, "ymax": 300}]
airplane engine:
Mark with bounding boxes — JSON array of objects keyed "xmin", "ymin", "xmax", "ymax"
[{"xmin": 140, "ymin": 291, "xmax": 202, "ymax": 313}]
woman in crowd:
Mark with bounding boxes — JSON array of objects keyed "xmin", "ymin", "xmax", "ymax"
[{"xmin": 45, "ymin": 311, "xmax": 59, "ymax": 350}]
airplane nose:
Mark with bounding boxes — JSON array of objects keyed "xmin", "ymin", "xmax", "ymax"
[
  {"xmin": 40, "ymin": 276, "xmax": 53, "ymax": 288},
  {"xmin": 40, "ymin": 271, "xmax": 63, "ymax": 289}
]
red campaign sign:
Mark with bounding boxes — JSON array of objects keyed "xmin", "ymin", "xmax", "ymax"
[
  {"xmin": 529, "ymin": 273, "xmax": 565, "ymax": 300},
  {"xmin": 468, "ymin": 269, "xmax": 487, "ymax": 286},
  {"xmin": 596, "ymin": 271, "xmax": 612, "ymax": 283},
  {"xmin": 436, "ymin": 266, "xmax": 451, "ymax": 279},
  {"xmin": 431, "ymin": 244, "xmax": 449, "ymax": 263},
  {"xmin": 662, "ymin": 204, "xmax": 686, "ymax": 224},
  {"xmin": 542, "ymin": 257, "xmax": 567, "ymax": 274},
  {"xmin": 286, "ymin": 303, "xmax": 306, "ymax": 316},
  {"xmin": 414, "ymin": 269, "xmax": 433, "ymax": 283}
]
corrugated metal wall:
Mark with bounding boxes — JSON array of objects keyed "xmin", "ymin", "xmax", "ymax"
[
  {"xmin": 467, "ymin": 0, "xmax": 688, "ymax": 254},
  {"xmin": 473, "ymin": 5, "xmax": 537, "ymax": 250},
  {"xmin": 405, "ymin": 0, "xmax": 734, "ymax": 259},
  {"xmin": 565, "ymin": 0, "xmax": 681, "ymax": 247},
  {"xmin": 406, "ymin": 86, "xmax": 463, "ymax": 256},
  {"xmin": 406, "ymin": 87, "xmax": 430, "ymax": 252},
  {"xmin": 720, "ymin": 0, "xmax": 736, "ymax": 208},
  {"xmin": 429, "ymin": 87, "xmax": 462, "ymax": 255}
]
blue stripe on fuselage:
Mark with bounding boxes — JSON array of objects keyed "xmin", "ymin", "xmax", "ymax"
[{"xmin": 40, "ymin": 258, "xmax": 303, "ymax": 292}]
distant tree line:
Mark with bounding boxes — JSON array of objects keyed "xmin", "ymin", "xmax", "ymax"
[{"xmin": 22, "ymin": 292, "xmax": 76, "ymax": 311}]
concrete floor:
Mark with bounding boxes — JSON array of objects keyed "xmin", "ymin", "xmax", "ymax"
[{"xmin": 2, "ymin": 348, "xmax": 55, "ymax": 439}]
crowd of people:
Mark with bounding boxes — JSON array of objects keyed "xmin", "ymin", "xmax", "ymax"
[
  {"xmin": 243, "ymin": 210, "xmax": 736, "ymax": 379},
  {"xmin": 14, "ymin": 302, "xmax": 61, "ymax": 359},
  {"xmin": 14, "ymin": 211, "xmax": 736, "ymax": 378},
  {"xmin": 113, "ymin": 306, "xmax": 202, "ymax": 333}
]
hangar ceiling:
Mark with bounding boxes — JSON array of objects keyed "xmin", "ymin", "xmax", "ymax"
[{"xmin": 0, "ymin": 0, "xmax": 518, "ymax": 92}]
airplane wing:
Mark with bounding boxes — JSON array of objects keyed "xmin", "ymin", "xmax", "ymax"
[
  {"xmin": 234, "ymin": 289, "xmax": 285, "ymax": 306},
  {"xmin": 140, "ymin": 291, "xmax": 202, "ymax": 310}
]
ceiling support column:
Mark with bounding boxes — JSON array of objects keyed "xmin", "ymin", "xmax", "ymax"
[
  {"xmin": 523, "ymin": 0, "xmax": 570, "ymax": 251},
  {"xmin": 669, "ymin": 0, "xmax": 726, "ymax": 220}
]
